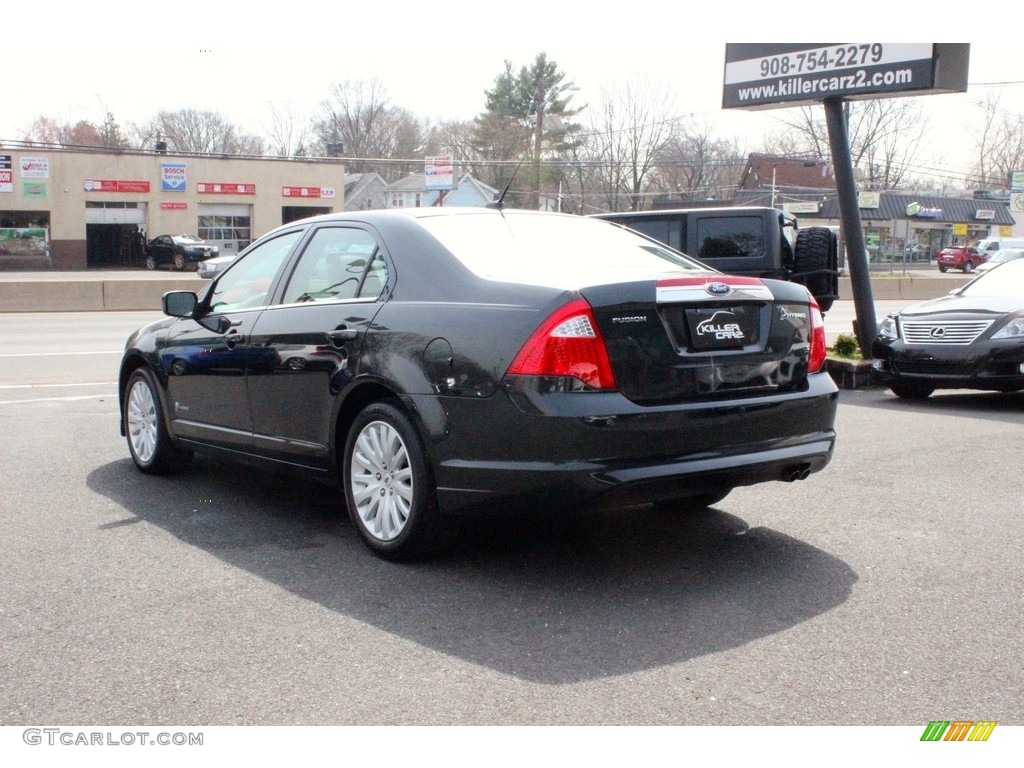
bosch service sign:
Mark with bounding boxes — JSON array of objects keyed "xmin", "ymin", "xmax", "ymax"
[{"xmin": 161, "ymin": 163, "xmax": 187, "ymax": 192}]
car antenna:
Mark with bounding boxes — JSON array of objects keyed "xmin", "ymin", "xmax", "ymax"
[{"xmin": 487, "ymin": 159, "xmax": 523, "ymax": 210}]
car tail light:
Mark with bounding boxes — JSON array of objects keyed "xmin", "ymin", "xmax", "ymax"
[
  {"xmin": 508, "ymin": 298, "xmax": 617, "ymax": 390},
  {"xmin": 808, "ymin": 295, "xmax": 827, "ymax": 373}
]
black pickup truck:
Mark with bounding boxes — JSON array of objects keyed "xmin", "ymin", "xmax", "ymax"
[{"xmin": 592, "ymin": 206, "xmax": 839, "ymax": 312}]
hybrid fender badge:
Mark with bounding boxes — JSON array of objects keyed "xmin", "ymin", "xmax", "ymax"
[
  {"xmin": 779, "ymin": 306, "xmax": 807, "ymax": 322},
  {"xmin": 705, "ymin": 281, "xmax": 732, "ymax": 296}
]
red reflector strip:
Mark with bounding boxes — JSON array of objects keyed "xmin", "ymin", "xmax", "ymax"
[{"xmin": 656, "ymin": 276, "xmax": 774, "ymax": 304}]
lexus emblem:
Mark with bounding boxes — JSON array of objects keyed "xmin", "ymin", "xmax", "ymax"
[
  {"xmin": 930, "ymin": 327, "xmax": 946, "ymax": 339},
  {"xmin": 705, "ymin": 282, "xmax": 732, "ymax": 296}
]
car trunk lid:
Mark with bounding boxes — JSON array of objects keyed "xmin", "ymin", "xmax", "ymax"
[{"xmin": 581, "ymin": 275, "xmax": 816, "ymax": 403}]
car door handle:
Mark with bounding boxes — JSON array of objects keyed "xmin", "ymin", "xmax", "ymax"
[
  {"xmin": 327, "ymin": 328, "xmax": 359, "ymax": 344},
  {"xmin": 225, "ymin": 332, "xmax": 246, "ymax": 348}
]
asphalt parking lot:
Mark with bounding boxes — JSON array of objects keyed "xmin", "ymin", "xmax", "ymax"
[{"xmin": 1, "ymin": 309, "xmax": 1022, "ymax": 735}]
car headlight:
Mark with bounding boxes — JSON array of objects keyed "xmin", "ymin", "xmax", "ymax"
[
  {"xmin": 877, "ymin": 315, "xmax": 899, "ymax": 340},
  {"xmin": 992, "ymin": 317, "xmax": 1024, "ymax": 339}
]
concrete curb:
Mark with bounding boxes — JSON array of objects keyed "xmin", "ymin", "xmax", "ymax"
[
  {"xmin": 838, "ymin": 275, "xmax": 969, "ymax": 301},
  {"xmin": 0, "ymin": 275, "xmax": 206, "ymax": 312},
  {"xmin": 0, "ymin": 272, "xmax": 970, "ymax": 312}
]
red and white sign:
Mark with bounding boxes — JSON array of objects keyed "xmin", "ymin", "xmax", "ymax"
[
  {"xmin": 161, "ymin": 202, "xmax": 188, "ymax": 210},
  {"xmin": 425, "ymin": 154, "xmax": 454, "ymax": 190},
  {"xmin": 84, "ymin": 179, "xmax": 150, "ymax": 193},
  {"xmin": 196, "ymin": 182, "xmax": 256, "ymax": 195},
  {"xmin": 20, "ymin": 157, "xmax": 49, "ymax": 178},
  {"xmin": 282, "ymin": 186, "xmax": 336, "ymax": 198}
]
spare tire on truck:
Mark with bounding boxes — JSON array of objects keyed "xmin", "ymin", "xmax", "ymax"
[{"xmin": 792, "ymin": 227, "xmax": 839, "ymax": 312}]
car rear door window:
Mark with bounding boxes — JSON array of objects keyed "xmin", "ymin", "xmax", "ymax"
[{"xmin": 282, "ymin": 227, "xmax": 386, "ymax": 304}]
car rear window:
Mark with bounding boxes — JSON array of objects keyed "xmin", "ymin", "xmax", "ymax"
[{"xmin": 416, "ymin": 212, "xmax": 712, "ymax": 287}]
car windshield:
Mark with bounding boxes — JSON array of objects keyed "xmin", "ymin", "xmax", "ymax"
[
  {"xmin": 174, "ymin": 235, "xmax": 204, "ymax": 244},
  {"xmin": 416, "ymin": 211, "xmax": 713, "ymax": 288},
  {"xmin": 961, "ymin": 258, "xmax": 1024, "ymax": 296}
]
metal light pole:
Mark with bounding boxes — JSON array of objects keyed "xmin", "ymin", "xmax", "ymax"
[{"xmin": 825, "ymin": 97, "xmax": 876, "ymax": 354}]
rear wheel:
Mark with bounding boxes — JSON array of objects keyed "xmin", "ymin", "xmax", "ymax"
[
  {"xmin": 793, "ymin": 227, "xmax": 838, "ymax": 312},
  {"xmin": 343, "ymin": 400, "xmax": 438, "ymax": 561},
  {"xmin": 124, "ymin": 368, "xmax": 191, "ymax": 473},
  {"xmin": 890, "ymin": 380, "xmax": 935, "ymax": 400},
  {"xmin": 145, "ymin": 255, "xmax": 157, "ymax": 270},
  {"xmin": 939, "ymin": 266, "xmax": 947, "ymax": 273}
]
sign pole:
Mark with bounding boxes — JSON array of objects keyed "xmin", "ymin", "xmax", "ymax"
[{"xmin": 824, "ymin": 96, "xmax": 877, "ymax": 353}]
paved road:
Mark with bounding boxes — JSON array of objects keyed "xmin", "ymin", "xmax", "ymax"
[{"xmin": 2, "ymin": 311, "xmax": 1022, "ymax": 732}]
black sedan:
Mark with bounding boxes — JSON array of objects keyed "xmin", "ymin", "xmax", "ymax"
[
  {"xmin": 872, "ymin": 258, "xmax": 1024, "ymax": 399},
  {"xmin": 119, "ymin": 208, "xmax": 838, "ymax": 560},
  {"xmin": 144, "ymin": 234, "xmax": 219, "ymax": 271}
]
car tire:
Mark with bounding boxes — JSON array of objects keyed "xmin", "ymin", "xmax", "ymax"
[
  {"xmin": 343, "ymin": 400, "xmax": 438, "ymax": 561},
  {"xmin": 889, "ymin": 380, "xmax": 935, "ymax": 400},
  {"xmin": 793, "ymin": 227, "xmax": 838, "ymax": 312},
  {"xmin": 963, "ymin": 261, "xmax": 972, "ymax": 274},
  {"xmin": 938, "ymin": 266, "xmax": 947, "ymax": 273},
  {"xmin": 172, "ymin": 250, "xmax": 187, "ymax": 271},
  {"xmin": 124, "ymin": 368, "xmax": 192, "ymax": 473},
  {"xmin": 145, "ymin": 255, "xmax": 157, "ymax": 270}
]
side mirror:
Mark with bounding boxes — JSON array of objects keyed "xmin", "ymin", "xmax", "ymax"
[{"xmin": 162, "ymin": 290, "xmax": 198, "ymax": 318}]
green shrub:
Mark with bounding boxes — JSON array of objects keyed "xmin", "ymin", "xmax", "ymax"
[{"xmin": 831, "ymin": 333, "xmax": 861, "ymax": 359}]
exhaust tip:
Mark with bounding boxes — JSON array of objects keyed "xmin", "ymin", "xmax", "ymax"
[{"xmin": 784, "ymin": 463, "xmax": 812, "ymax": 482}]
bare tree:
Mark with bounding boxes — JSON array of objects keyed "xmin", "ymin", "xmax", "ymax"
[
  {"xmin": 588, "ymin": 77, "xmax": 682, "ymax": 212},
  {"xmin": 654, "ymin": 125, "xmax": 746, "ymax": 203},
  {"xmin": 263, "ymin": 103, "xmax": 310, "ymax": 157},
  {"xmin": 20, "ymin": 115, "xmax": 104, "ymax": 147},
  {"xmin": 775, "ymin": 98, "xmax": 929, "ymax": 190},
  {"xmin": 969, "ymin": 91, "xmax": 1024, "ymax": 189},
  {"xmin": 132, "ymin": 109, "xmax": 264, "ymax": 154},
  {"xmin": 312, "ymin": 79, "xmax": 424, "ymax": 179}
]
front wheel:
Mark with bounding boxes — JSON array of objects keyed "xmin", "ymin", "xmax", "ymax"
[
  {"xmin": 124, "ymin": 368, "xmax": 191, "ymax": 473},
  {"xmin": 963, "ymin": 261, "xmax": 973, "ymax": 274},
  {"xmin": 343, "ymin": 400, "xmax": 438, "ymax": 560},
  {"xmin": 172, "ymin": 250, "xmax": 187, "ymax": 270}
]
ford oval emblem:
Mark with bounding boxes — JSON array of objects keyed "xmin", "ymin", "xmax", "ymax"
[{"xmin": 705, "ymin": 281, "xmax": 732, "ymax": 296}]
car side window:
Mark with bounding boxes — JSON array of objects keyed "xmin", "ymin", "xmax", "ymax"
[
  {"xmin": 208, "ymin": 230, "xmax": 302, "ymax": 312},
  {"xmin": 282, "ymin": 227, "xmax": 387, "ymax": 304}
]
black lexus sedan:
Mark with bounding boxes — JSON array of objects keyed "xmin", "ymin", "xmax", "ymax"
[
  {"xmin": 119, "ymin": 208, "xmax": 838, "ymax": 560},
  {"xmin": 872, "ymin": 257, "xmax": 1024, "ymax": 399}
]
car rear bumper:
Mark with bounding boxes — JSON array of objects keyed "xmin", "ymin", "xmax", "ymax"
[{"xmin": 421, "ymin": 372, "xmax": 838, "ymax": 513}]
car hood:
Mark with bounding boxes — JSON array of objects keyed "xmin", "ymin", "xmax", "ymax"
[{"xmin": 897, "ymin": 292, "xmax": 1024, "ymax": 319}]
